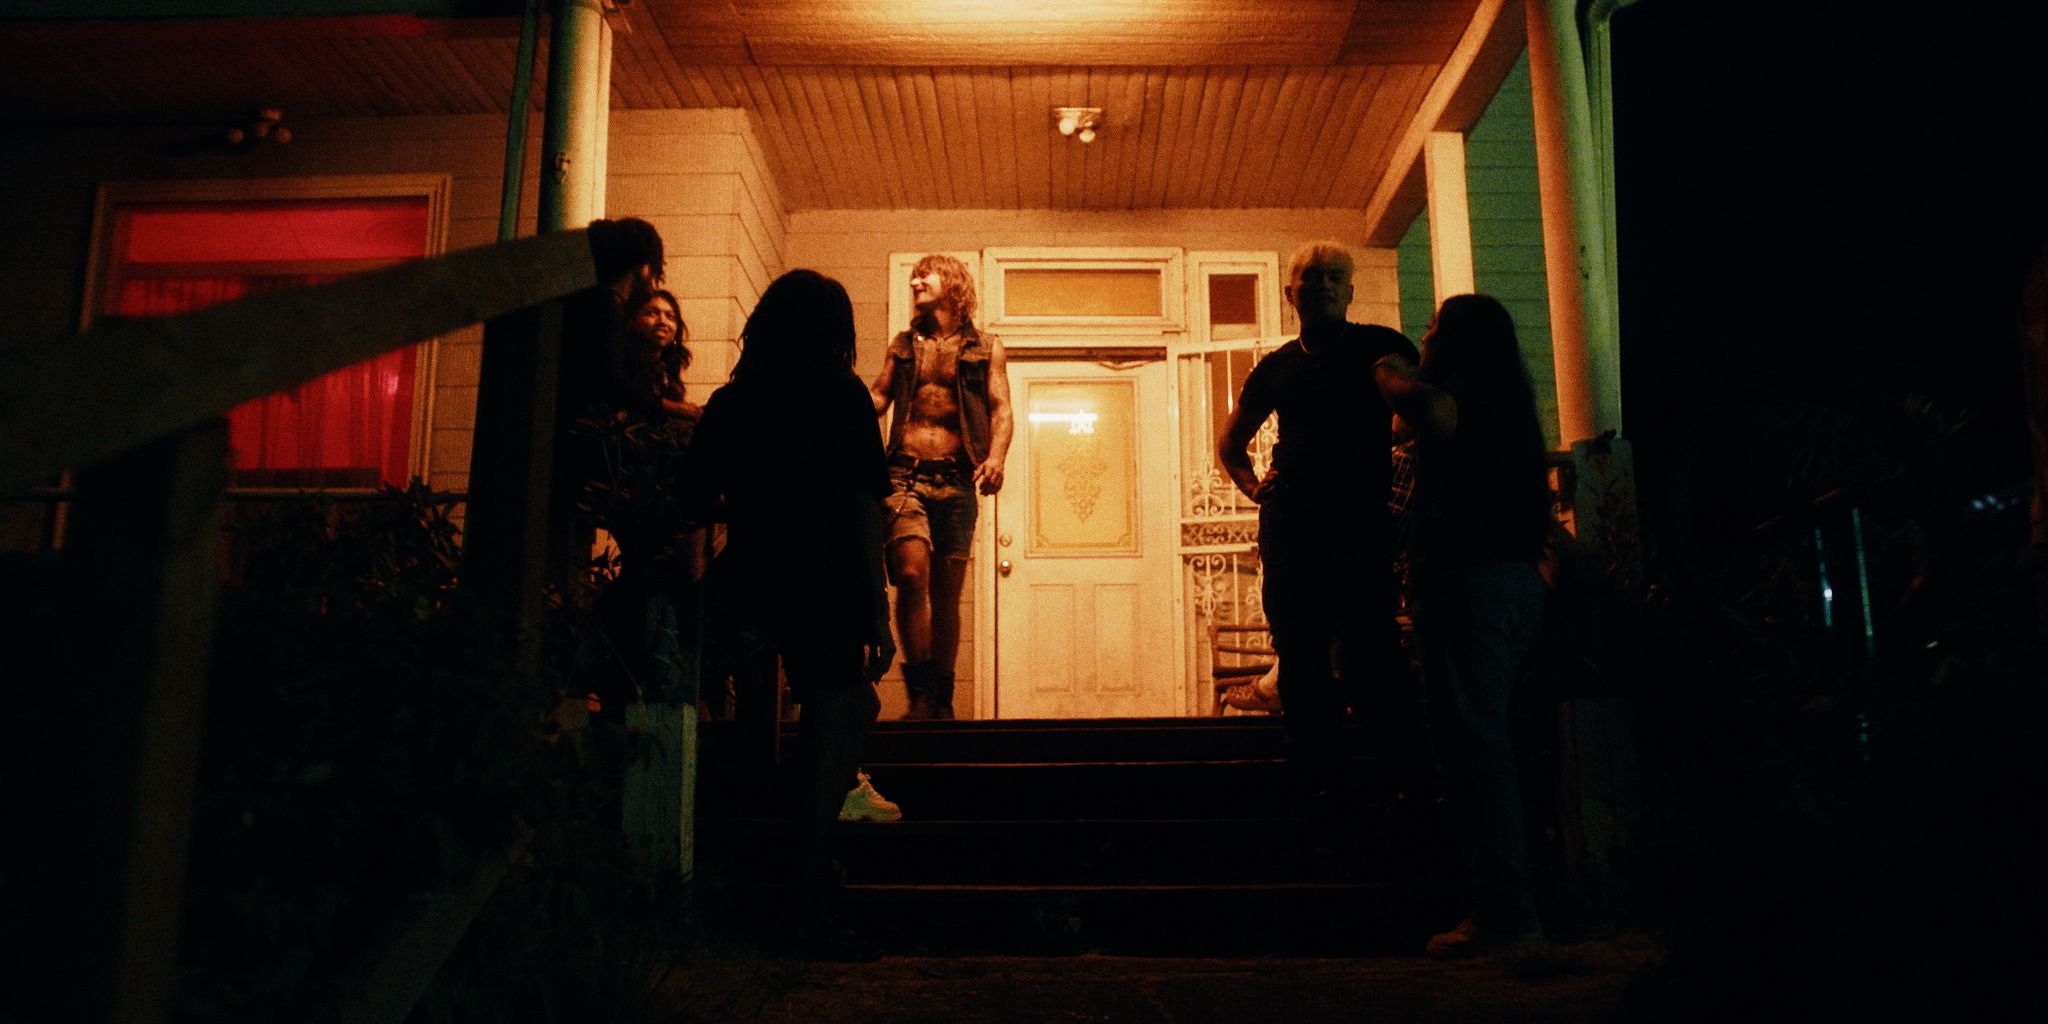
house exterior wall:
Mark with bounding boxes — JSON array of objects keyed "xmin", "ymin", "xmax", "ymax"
[
  {"xmin": 0, "ymin": 108, "xmax": 784, "ymax": 497},
  {"xmin": 1399, "ymin": 52, "xmax": 1561, "ymax": 449}
]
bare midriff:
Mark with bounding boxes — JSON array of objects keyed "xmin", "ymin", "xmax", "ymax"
[{"xmin": 899, "ymin": 334, "xmax": 967, "ymax": 460}]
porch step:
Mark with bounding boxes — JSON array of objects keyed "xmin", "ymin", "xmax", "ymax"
[
  {"xmin": 700, "ymin": 716, "xmax": 1312, "ymax": 765},
  {"xmin": 838, "ymin": 882, "xmax": 1423, "ymax": 955},
  {"xmin": 701, "ymin": 758, "xmax": 1389, "ymax": 821},
  {"xmin": 699, "ymin": 816, "xmax": 1433, "ymax": 887},
  {"xmin": 694, "ymin": 717, "xmax": 1443, "ymax": 954}
]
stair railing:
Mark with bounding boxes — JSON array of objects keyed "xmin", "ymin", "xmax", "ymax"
[{"xmin": 0, "ymin": 227, "xmax": 607, "ymax": 1024}]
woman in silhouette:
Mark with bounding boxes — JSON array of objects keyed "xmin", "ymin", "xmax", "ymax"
[
  {"xmin": 1373, "ymin": 293, "xmax": 1555, "ymax": 955},
  {"xmin": 691, "ymin": 270, "xmax": 893, "ymax": 959}
]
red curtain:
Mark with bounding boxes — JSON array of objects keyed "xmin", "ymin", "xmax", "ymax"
[{"xmin": 112, "ymin": 274, "xmax": 417, "ymax": 488}]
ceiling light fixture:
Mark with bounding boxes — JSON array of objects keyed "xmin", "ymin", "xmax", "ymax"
[{"xmin": 1053, "ymin": 106, "xmax": 1103, "ymax": 144}]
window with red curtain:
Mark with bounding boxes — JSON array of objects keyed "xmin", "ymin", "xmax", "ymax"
[{"xmin": 102, "ymin": 197, "xmax": 432, "ymax": 489}]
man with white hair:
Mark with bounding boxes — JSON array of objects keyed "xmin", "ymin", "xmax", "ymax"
[{"xmin": 1216, "ymin": 240, "xmax": 1422, "ymax": 834}]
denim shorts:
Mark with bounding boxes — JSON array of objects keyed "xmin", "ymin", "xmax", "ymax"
[{"xmin": 885, "ymin": 463, "xmax": 979, "ymax": 564}]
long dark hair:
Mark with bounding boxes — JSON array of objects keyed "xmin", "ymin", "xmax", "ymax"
[
  {"xmin": 1421, "ymin": 293, "xmax": 1550, "ymax": 495},
  {"xmin": 1421, "ymin": 294, "xmax": 1542, "ymax": 435},
  {"xmin": 731, "ymin": 270, "xmax": 857, "ymax": 381}
]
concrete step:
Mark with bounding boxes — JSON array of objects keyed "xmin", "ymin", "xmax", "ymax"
[
  {"xmin": 699, "ymin": 716, "xmax": 1311, "ymax": 765},
  {"xmin": 711, "ymin": 880, "xmax": 1434, "ymax": 956},
  {"xmin": 700, "ymin": 815, "xmax": 1438, "ymax": 886},
  {"xmin": 699, "ymin": 758, "xmax": 1402, "ymax": 821}
]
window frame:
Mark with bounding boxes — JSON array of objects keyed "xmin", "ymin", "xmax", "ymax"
[{"xmin": 81, "ymin": 173, "xmax": 453, "ymax": 492}]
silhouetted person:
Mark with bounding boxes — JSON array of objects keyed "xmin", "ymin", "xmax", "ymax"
[
  {"xmin": 552, "ymin": 217, "xmax": 667, "ymax": 587},
  {"xmin": 692, "ymin": 270, "xmax": 893, "ymax": 959},
  {"xmin": 1374, "ymin": 293, "xmax": 1554, "ymax": 955},
  {"xmin": 866, "ymin": 254, "xmax": 1013, "ymax": 718},
  {"xmin": 1217, "ymin": 241, "xmax": 1421, "ymax": 827}
]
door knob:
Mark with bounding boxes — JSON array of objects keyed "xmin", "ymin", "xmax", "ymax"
[{"xmin": 997, "ymin": 559, "xmax": 1013, "ymax": 576}]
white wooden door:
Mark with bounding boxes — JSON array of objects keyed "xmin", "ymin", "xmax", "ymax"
[{"xmin": 993, "ymin": 358, "xmax": 1178, "ymax": 718}]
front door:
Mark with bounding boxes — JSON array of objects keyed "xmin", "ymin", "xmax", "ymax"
[{"xmin": 993, "ymin": 357, "xmax": 1179, "ymax": 718}]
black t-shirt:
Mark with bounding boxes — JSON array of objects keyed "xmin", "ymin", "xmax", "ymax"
[
  {"xmin": 1414, "ymin": 369, "xmax": 1552, "ymax": 568},
  {"xmin": 691, "ymin": 368, "xmax": 889, "ymax": 624},
  {"xmin": 1238, "ymin": 322, "xmax": 1419, "ymax": 504}
]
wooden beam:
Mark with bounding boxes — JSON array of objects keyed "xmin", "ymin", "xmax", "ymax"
[
  {"xmin": 0, "ymin": 229, "xmax": 598, "ymax": 490},
  {"xmin": 1424, "ymin": 130, "xmax": 1476, "ymax": 305},
  {"xmin": 2, "ymin": 2, "xmax": 503, "ymax": 18},
  {"xmin": 735, "ymin": 0, "xmax": 1355, "ymax": 66},
  {"xmin": 49, "ymin": 419, "xmax": 228, "ymax": 1024},
  {"xmin": 1361, "ymin": 0, "xmax": 1527, "ymax": 247}
]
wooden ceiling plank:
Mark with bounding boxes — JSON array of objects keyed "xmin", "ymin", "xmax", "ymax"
[
  {"xmin": 1097, "ymin": 67, "xmax": 1147, "ymax": 211},
  {"xmin": 1169, "ymin": 68, "xmax": 1227, "ymax": 208},
  {"xmin": 1123, "ymin": 68, "xmax": 1168, "ymax": 211},
  {"xmin": 1288, "ymin": 68, "xmax": 1356, "ymax": 207},
  {"xmin": 906, "ymin": 69, "xmax": 956, "ymax": 210},
  {"xmin": 976, "ymin": 68, "xmax": 1012, "ymax": 210},
  {"xmin": 1061, "ymin": 66, "xmax": 1093, "ymax": 210},
  {"xmin": 750, "ymin": 66, "xmax": 827, "ymax": 210},
  {"xmin": 1150, "ymin": 67, "xmax": 1200, "ymax": 208},
  {"xmin": 849, "ymin": 70, "xmax": 910, "ymax": 209},
  {"xmin": 1282, "ymin": 69, "xmax": 1342, "ymax": 207},
  {"xmin": 807, "ymin": 69, "xmax": 862, "ymax": 204},
  {"xmin": 1045, "ymin": 67, "xmax": 1076, "ymax": 210},
  {"xmin": 939, "ymin": 69, "xmax": 974, "ymax": 209},
  {"xmin": 1335, "ymin": 65, "xmax": 1432, "ymax": 209},
  {"xmin": 790, "ymin": 69, "xmax": 856, "ymax": 208},
  {"xmin": 645, "ymin": 39, "xmax": 692, "ymax": 109},
  {"xmin": 885, "ymin": 69, "xmax": 932, "ymax": 207},
  {"xmin": 381, "ymin": 37, "xmax": 446, "ymax": 114},
  {"xmin": 682, "ymin": 65, "xmax": 730, "ymax": 108},
  {"xmin": 942, "ymin": 68, "xmax": 986, "ymax": 209},
  {"xmin": 631, "ymin": 11, "xmax": 707, "ymax": 109},
  {"xmin": 1308, "ymin": 65, "xmax": 1387, "ymax": 209},
  {"xmin": 413, "ymin": 34, "xmax": 494, "ymax": 114},
  {"xmin": 444, "ymin": 37, "xmax": 512, "ymax": 114},
  {"xmin": 348, "ymin": 37, "xmax": 426, "ymax": 115},
  {"xmin": 1146, "ymin": 67, "xmax": 1196, "ymax": 208},
  {"xmin": 1229, "ymin": 67, "xmax": 1306, "ymax": 208},
  {"xmin": 486, "ymin": 36, "xmax": 525, "ymax": 113},
  {"xmin": 611, "ymin": 36, "xmax": 670, "ymax": 109},
  {"xmin": 731, "ymin": 66, "xmax": 804, "ymax": 207},
  {"xmin": 1213, "ymin": 67, "xmax": 1279, "ymax": 210},
  {"xmin": 1009, "ymin": 67, "xmax": 1054, "ymax": 210},
  {"xmin": 1191, "ymin": 66, "xmax": 1248, "ymax": 209},
  {"xmin": 269, "ymin": 37, "xmax": 348, "ymax": 117},
  {"xmin": 1075, "ymin": 67, "xmax": 1107, "ymax": 210},
  {"xmin": 346, "ymin": 36, "xmax": 426, "ymax": 115},
  {"xmin": 395, "ymin": 37, "xmax": 457, "ymax": 115},
  {"xmin": 922, "ymin": 69, "xmax": 975, "ymax": 209},
  {"xmin": 817, "ymin": 68, "xmax": 886, "ymax": 208}
]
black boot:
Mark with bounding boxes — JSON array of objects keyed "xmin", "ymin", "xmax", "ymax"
[
  {"xmin": 930, "ymin": 669, "xmax": 956, "ymax": 720},
  {"xmin": 901, "ymin": 660, "xmax": 938, "ymax": 720}
]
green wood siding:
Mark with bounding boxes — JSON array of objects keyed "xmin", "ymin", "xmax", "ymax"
[{"xmin": 1398, "ymin": 52, "xmax": 1560, "ymax": 449}]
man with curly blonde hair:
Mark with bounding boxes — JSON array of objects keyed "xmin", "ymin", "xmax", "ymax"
[{"xmin": 867, "ymin": 254, "xmax": 1014, "ymax": 718}]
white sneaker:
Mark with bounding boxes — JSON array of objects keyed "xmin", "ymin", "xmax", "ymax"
[{"xmin": 838, "ymin": 770, "xmax": 903, "ymax": 822}]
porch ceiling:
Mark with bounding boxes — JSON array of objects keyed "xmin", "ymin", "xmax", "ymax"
[{"xmin": 0, "ymin": 0, "xmax": 1493, "ymax": 211}]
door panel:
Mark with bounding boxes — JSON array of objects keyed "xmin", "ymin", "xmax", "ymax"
[{"xmin": 995, "ymin": 358, "xmax": 1177, "ymax": 718}]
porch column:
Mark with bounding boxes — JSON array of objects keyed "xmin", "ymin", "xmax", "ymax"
[
  {"xmin": 464, "ymin": 0, "xmax": 612, "ymax": 655},
  {"xmin": 538, "ymin": 0, "xmax": 611, "ymax": 230},
  {"xmin": 1424, "ymin": 131, "xmax": 1478, "ymax": 308},
  {"xmin": 1524, "ymin": 0, "xmax": 1620, "ymax": 443}
]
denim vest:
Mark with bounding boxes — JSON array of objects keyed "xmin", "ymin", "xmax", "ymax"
[{"xmin": 884, "ymin": 323, "xmax": 994, "ymax": 465}]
